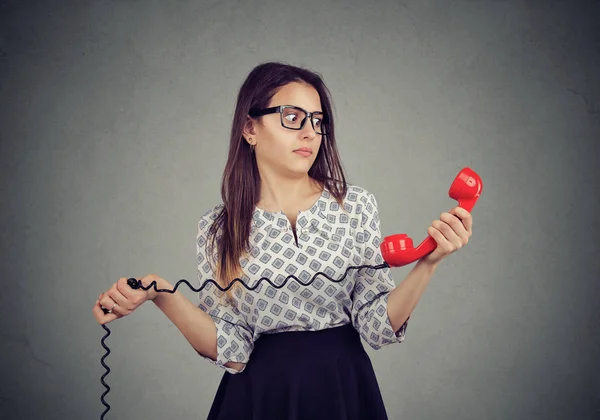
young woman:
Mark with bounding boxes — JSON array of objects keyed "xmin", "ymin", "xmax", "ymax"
[{"xmin": 93, "ymin": 61, "xmax": 473, "ymax": 419}]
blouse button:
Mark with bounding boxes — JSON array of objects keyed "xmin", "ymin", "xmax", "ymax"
[
  {"xmin": 302, "ymin": 228, "xmax": 309, "ymax": 234},
  {"xmin": 282, "ymin": 226, "xmax": 288, "ymax": 231}
]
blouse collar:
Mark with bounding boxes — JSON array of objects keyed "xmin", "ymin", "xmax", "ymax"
[{"xmin": 251, "ymin": 186, "xmax": 330, "ymax": 231}]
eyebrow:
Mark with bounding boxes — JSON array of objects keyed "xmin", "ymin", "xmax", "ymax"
[{"xmin": 285, "ymin": 105, "xmax": 324, "ymax": 113}]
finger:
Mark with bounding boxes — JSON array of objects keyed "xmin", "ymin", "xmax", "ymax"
[
  {"xmin": 427, "ymin": 226, "xmax": 451, "ymax": 252},
  {"xmin": 117, "ymin": 277, "xmax": 147, "ymax": 305},
  {"xmin": 116, "ymin": 277, "xmax": 135, "ymax": 300},
  {"xmin": 92, "ymin": 299, "xmax": 119, "ymax": 324},
  {"xmin": 107, "ymin": 284, "xmax": 133, "ymax": 312},
  {"xmin": 431, "ymin": 220, "xmax": 462, "ymax": 251},
  {"xmin": 440, "ymin": 212, "xmax": 469, "ymax": 244},
  {"xmin": 451, "ymin": 207, "xmax": 473, "ymax": 234},
  {"xmin": 99, "ymin": 295, "xmax": 122, "ymax": 317}
]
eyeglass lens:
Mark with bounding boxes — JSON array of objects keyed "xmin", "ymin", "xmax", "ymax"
[{"xmin": 281, "ymin": 107, "xmax": 327, "ymax": 134}]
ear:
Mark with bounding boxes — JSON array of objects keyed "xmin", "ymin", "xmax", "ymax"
[{"xmin": 242, "ymin": 115, "xmax": 258, "ymax": 142}]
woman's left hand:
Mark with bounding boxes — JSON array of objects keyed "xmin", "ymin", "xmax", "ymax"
[{"xmin": 421, "ymin": 206, "xmax": 473, "ymax": 266}]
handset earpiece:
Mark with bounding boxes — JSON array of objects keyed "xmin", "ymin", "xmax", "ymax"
[{"xmin": 380, "ymin": 167, "xmax": 483, "ymax": 267}]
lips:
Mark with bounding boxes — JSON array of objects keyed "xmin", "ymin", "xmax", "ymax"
[{"xmin": 294, "ymin": 147, "xmax": 312, "ymax": 154}]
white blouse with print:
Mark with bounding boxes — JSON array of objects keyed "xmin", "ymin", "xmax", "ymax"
[{"xmin": 195, "ymin": 184, "xmax": 409, "ymax": 374}]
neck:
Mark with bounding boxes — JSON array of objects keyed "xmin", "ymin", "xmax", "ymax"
[{"xmin": 256, "ymin": 173, "xmax": 321, "ymax": 213}]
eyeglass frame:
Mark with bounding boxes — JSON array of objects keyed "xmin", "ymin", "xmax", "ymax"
[{"xmin": 248, "ymin": 105, "xmax": 328, "ymax": 135}]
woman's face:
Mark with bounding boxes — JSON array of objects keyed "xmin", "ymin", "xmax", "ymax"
[{"xmin": 247, "ymin": 82, "xmax": 323, "ymax": 179}]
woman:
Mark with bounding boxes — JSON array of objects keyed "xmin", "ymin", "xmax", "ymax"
[{"xmin": 93, "ymin": 61, "xmax": 473, "ymax": 419}]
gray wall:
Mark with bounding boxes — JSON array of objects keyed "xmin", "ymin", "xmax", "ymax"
[{"xmin": 1, "ymin": 1, "xmax": 598, "ymax": 419}]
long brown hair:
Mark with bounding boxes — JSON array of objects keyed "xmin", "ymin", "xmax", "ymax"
[{"xmin": 206, "ymin": 61, "xmax": 349, "ymax": 304}]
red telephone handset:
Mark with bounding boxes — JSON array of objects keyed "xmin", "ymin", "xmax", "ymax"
[{"xmin": 380, "ymin": 167, "xmax": 483, "ymax": 267}]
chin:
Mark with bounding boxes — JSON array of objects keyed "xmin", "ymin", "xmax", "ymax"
[{"xmin": 284, "ymin": 164, "xmax": 313, "ymax": 176}]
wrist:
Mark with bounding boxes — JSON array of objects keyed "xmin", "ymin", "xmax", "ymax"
[
  {"xmin": 416, "ymin": 258, "xmax": 439, "ymax": 273},
  {"xmin": 149, "ymin": 276, "xmax": 170, "ymax": 302}
]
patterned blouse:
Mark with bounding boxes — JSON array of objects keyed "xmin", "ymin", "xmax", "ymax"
[{"xmin": 195, "ymin": 184, "xmax": 409, "ymax": 374}]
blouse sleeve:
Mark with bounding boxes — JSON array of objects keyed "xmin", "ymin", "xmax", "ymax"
[
  {"xmin": 351, "ymin": 190, "xmax": 409, "ymax": 350},
  {"xmin": 196, "ymin": 208, "xmax": 254, "ymax": 374}
]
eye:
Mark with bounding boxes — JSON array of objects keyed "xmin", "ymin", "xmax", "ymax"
[
  {"xmin": 313, "ymin": 118, "xmax": 322, "ymax": 127},
  {"xmin": 284, "ymin": 113, "xmax": 299, "ymax": 122}
]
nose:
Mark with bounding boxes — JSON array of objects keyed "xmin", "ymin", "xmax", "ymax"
[{"xmin": 300, "ymin": 116, "xmax": 318, "ymax": 139}]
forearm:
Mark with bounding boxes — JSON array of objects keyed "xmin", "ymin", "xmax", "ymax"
[
  {"xmin": 387, "ymin": 259, "xmax": 439, "ymax": 331},
  {"xmin": 151, "ymin": 279, "xmax": 245, "ymax": 371}
]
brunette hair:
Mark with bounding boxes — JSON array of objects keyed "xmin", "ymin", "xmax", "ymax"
[{"xmin": 206, "ymin": 61, "xmax": 349, "ymax": 304}]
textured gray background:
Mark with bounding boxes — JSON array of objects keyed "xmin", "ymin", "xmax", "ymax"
[{"xmin": 1, "ymin": 0, "xmax": 598, "ymax": 419}]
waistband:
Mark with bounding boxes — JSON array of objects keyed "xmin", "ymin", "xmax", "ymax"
[{"xmin": 251, "ymin": 323, "xmax": 362, "ymax": 359}]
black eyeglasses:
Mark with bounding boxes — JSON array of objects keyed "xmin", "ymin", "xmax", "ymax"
[{"xmin": 248, "ymin": 105, "xmax": 328, "ymax": 135}]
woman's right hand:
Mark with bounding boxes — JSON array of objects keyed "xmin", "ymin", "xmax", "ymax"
[{"xmin": 92, "ymin": 274, "xmax": 164, "ymax": 325}]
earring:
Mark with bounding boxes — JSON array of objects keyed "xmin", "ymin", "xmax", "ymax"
[{"xmin": 249, "ymin": 139, "xmax": 255, "ymax": 153}]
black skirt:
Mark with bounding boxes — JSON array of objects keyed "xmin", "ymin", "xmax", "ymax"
[{"xmin": 206, "ymin": 322, "xmax": 389, "ymax": 420}]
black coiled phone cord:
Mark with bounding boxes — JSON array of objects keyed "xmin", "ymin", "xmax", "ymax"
[{"xmin": 99, "ymin": 262, "xmax": 389, "ymax": 419}]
